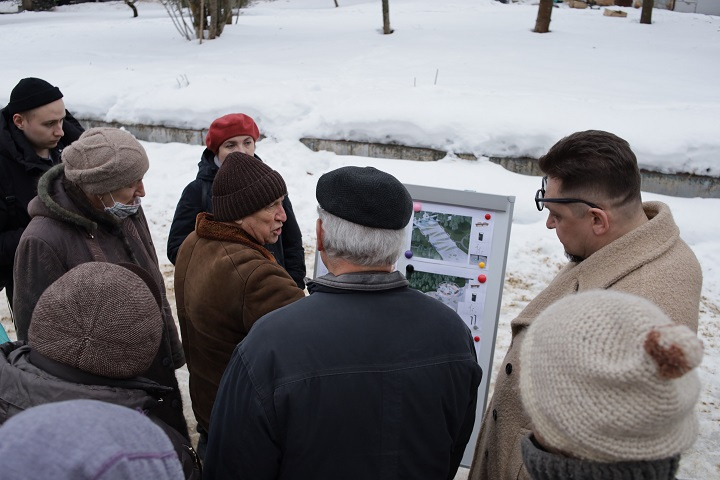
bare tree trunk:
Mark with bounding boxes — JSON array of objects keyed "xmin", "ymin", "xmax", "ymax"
[
  {"xmin": 199, "ymin": 0, "xmax": 204, "ymax": 42},
  {"xmin": 124, "ymin": 0, "xmax": 138, "ymax": 17},
  {"xmin": 334, "ymin": 0, "xmax": 339, "ymax": 6},
  {"xmin": 534, "ymin": 0, "xmax": 554, "ymax": 33},
  {"xmin": 208, "ymin": 0, "xmax": 218, "ymax": 39},
  {"xmin": 21, "ymin": 0, "xmax": 33, "ymax": 10},
  {"xmin": 640, "ymin": 0, "xmax": 654, "ymax": 23},
  {"xmin": 382, "ymin": 0, "xmax": 393, "ymax": 34},
  {"xmin": 225, "ymin": 0, "xmax": 232, "ymax": 24}
]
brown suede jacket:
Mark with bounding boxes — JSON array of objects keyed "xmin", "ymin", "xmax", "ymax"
[{"xmin": 174, "ymin": 213, "xmax": 305, "ymax": 432}]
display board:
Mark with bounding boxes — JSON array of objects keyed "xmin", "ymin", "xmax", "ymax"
[{"xmin": 314, "ymin": 183, "xmax": 515, "ymax": 467}]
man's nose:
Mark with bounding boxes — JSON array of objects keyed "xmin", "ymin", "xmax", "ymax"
[
  {"xmin": 546, "ymin": 214, "xmax": 555, "ymax": 230},
  {"xmin": 277, "ymin": 204, "xmax": 287, "ymax": 222}
]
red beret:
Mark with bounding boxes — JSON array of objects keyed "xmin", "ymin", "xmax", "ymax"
[{"xmin": 205, "ymin": 113, "xmax": 260, "ymax": 154}]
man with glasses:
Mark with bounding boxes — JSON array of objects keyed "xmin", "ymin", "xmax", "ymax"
[{"xmin": 468, "ymin": 129, "xmax": 702, "ymax": 480}]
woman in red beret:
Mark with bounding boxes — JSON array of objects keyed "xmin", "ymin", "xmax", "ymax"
[{"xmin": 167, "ymin": 113, "xmax": 306, "ymax": 288}]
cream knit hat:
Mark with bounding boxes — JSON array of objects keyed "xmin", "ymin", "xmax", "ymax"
[
  {"xmin": 520, "ymin": 289, "xmax": 703, "ymax": 463},
  {"xmin": 63, "ymin": 127, "xmax": 149, "ymax": 194}
]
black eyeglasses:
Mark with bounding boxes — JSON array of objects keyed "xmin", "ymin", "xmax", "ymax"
[{"xmin": 535, "ymin": 176, "xmax": 602, "ymax": 212}]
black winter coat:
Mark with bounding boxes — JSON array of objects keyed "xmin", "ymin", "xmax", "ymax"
[
  {"xmin": 204, "ymin": 271, "xmax": 483, "ymax": 480},
  {"xmin": 0, "ymin": 107, "xmax": 83, "ymax": 298},
  {"xmin": 167, "ymin": 149, "xmax": 306, "ymax": 289}
]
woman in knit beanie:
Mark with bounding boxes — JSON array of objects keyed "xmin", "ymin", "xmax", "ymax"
[
  {"xmin": 166, "ymin": 113, "xmax": 306, "ymax": 289},
  {"xmin": 12, "ymin": 127, "xmax": 189, "ymax": 440},
  {"xmin": 174, "ymin": 152, "xmax": 306, "ymax": 460},
  {"xmin": 0, "ymin": 400, "xmax": 185, "ymax": 480},
  {"xmin": 519, "ymin": 289, "xmax": 703, "ymax": 480}
]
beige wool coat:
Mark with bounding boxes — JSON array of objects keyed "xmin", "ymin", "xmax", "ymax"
[
  {"xmin": 174, "ymin": 213, "xmax": 305, "ymax": 432},
  {"xmin": 468, "ymin": 201, "xmax": 702, "ymax": 480}
]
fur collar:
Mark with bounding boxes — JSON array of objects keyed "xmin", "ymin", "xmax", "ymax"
[
  {"xmin": 195, "ymin": 212, "xmax": 276, "ymax": 262},
  {"xmin": 37, "ymin": 164, "xmax": 98, "ymax": 235},
  {"xmin": 36, "ymin": 164, "xmax": 140, "ymax": 264}
]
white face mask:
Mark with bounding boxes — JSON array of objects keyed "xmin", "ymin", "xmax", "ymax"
[{"xmin": 102, "ymin": 194, "xmax": 141, "ymax": 219}]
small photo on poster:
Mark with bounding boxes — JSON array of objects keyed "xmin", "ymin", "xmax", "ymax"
[
  {"xmin": 411, "ymin": 211, "xmax": 472, "ymax": 264},
  {"xmin": 407, "ymin": 270, "xmax": 472, "ymax": 312}
]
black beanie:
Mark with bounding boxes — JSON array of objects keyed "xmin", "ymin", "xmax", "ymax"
[
  {"xmin": 212, "ymin": 152, "xmax": 287, "ymax": 222},
  {"xmin": 6, "ymin": 78, "xmax": 63, "ymax": 116},
  {"xmin": 316, "ymin": 166, "xmax": 413, "ymax": 230}
]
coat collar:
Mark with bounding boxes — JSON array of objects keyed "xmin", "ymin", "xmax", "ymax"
[
  {"xmin": 571, "ymin": 201, "xmax": 676, "ymax": 291},
  {"xmin": 511, "ymin": 202, "xmax": 678, "ymax": 332},
  {"xmin": 309, "ymin": 271, "xmax": 409, "ymax": 293},
  {"xmin": 194, "ymin": 212, "xmax": 276, "ymax": 262},
  {"xmin": 521, "ymin": 436, "xmax": 680, "ymax": 480}
]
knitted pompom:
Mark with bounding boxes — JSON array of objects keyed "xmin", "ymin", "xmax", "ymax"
[{"xmin": 644, "ymin": 325, "xmax": 704, "ymax": 379}]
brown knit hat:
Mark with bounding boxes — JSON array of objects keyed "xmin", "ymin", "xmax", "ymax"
[
  {"xmin": 28, "ymin": 262, "xmax": 164, "ymax": 379},
  {"xmin": 212, "ymin": 152, "xmax": 287, "ymax": 222},
  {"xmin": 62, "ymin": 127, "xmax": 149, "ymax": 194},
  {"xmin": 520, "ymin": 290, "xmax": 703, "ymax": 463}
]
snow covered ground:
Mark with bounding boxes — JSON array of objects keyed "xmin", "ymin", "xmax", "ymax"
[{"xmin": 1, "ymin": 0, "xmax": 718, "ymax": 477}]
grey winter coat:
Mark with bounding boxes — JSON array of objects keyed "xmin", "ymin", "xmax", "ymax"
[{"xmin": 0, "ymin": 342, "xmax": 200, "ymax": 479}]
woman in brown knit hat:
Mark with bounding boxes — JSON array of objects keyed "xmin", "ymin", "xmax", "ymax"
[
  {"xmin": 174, "ymin": 151, "xmax": 305, "ymax": 460},
  {"xmin": 12, "ymin": 127, "xmax": 189, "ymax": 441}
]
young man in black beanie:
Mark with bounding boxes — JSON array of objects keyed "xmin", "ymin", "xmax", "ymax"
[
  {"xmin": 204, "ymin": 166, "xmax": 482, "ymax": 480},
  {"xmin": 0, "ymin": 77, "xmax": 83, "ymax": 310}
]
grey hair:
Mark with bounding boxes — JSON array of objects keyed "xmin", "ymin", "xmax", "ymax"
[{"xmin": 317, "ymin": 207, "xmax": 406, "ymax": 267}]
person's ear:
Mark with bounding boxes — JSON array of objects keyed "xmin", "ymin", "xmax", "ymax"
[
  {"xmin": 590, "ymin": 208, "xmax": 610, "ymax": 236},
  {"xmin": 315, "ymin": 218, "xmax": 324, "ymax": 252},
  {"xmin": 12, "ymin": 113, "xmax": 25, "ymax": 130}
]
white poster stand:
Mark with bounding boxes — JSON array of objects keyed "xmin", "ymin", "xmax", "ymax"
[{"xmin": 314, "ymin": 183, "xmax": 515, "ymax": 467}]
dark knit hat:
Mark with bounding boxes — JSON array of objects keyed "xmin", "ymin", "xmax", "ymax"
[
  {"xmin": 6, "ymin": 77, "xmax": 64, "ymax": 116},
  {"xmin": 28, "ymin": 262, "xmax": 164, "ymax": 379},
  {"xmin": 212, "ymin": 152, "xmax": 287, "ymax": 222},
  {"xmin": 205, "ymin": 113, "xmax": 260, "ymax": 154},
  {"xmin": 63, "ymin": 127, "xmax": 149, "ymax": 194},
  {"xmin": 316, "ymin": 166, "xmax": 413, "ymax": 230}
]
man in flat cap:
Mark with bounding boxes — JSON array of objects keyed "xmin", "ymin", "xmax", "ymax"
[
  {"xmin": 204, "ymin": 166, "xmax": 483, "ymax": 480},
  {"xmin": 0, "ymin": 78, "xmax": 83, "ymax": 310}
]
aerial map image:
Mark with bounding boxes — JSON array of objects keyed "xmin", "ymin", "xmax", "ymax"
[
  {"xmin": 406, "ymin": 271, "xmax": 469, "ymax": 311},
  {"xmin": 411, "ymin": 211, "xmax": 472, "ymax": 264}
]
